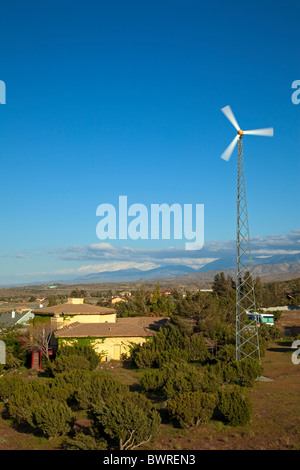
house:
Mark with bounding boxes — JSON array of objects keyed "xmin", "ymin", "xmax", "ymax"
[
  {"xmin": 120, "ymin": 291, "xmax": 132, "ymax": 297},
  {"xmin": 55, "ymin": 316, "xmax": 168, "ymax": 361},
  {"xmin": 0, "ymin": 309, "xmax": 34, "ymax": 330},
  {"xmin": 33, "ymin": 297, "xmax": 117, "ymax": 328},
  {"xmin": 33, "ymin": 298, "xmax": 168, "ymax": 361},
  {"xmin": 101, "ymin": 296, "xmax": 128, "ymax": 306},
  {"xmin": 109, "ymin": 296, "xmax": 128, "ymax": 304},
  {"xmin": 15, "ymin": 306, "xmax": 33, "ymax": 313}
]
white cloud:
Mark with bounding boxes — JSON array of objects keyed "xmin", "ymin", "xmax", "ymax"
[
  {"xmin": 76, "ymin": 261, "xmax": 159, "ymax": 274},
  {"xmin": 88, "ymin": 243, "xmax": 115, "ymax": 251},
  {"xmin": 5, "ymin": 230, "xmax": 300, "ymax": 282},
  {"xmin": 158, "ymin": 257, "xmax": 218, "ymax": 269},
  {"xmin": 252, "ymin": 249, "xmax": 300, "ymax": 255}
]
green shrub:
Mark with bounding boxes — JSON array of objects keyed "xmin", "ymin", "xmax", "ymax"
[
  {"xmin": 0, "ymin": 329, "xmax": 27, "ymax": 368},
  {"xmin": 40, "ymin": 368, "xmax": 93, "ymax": 406},
  {"xmin": 188, "ymin": 334, "xmax": 210, "ymax": 362},
  {"xmin": 217, "ymin": 386, "xmax": 252, "ymax": 426},
  {"xmin": 216, "ymin": 344, "xmax": 236, "ymax": 363},
  {"xmin": 92, "ymin": 392, "xmax": 161, "ymax": 450},
  {"xmin": 154, "ymin": 325, "xmax": 187, "ymax": 352},
  {"xmin": 167, "ymin": 391, "xmax": 218, "ymax": 428},
  {"xmin": 6, "ymin": 384, "xmax": 40, "ymax": 426},
  {"xmin": 213, "ymin": 322, "xmax": 235, "ymax": 346},
  {"xmin": 130, "ymin": 325, "xmax": 207, "ymax": 369},
  {"xmin": 76, "ymin": 373, "xmax": 129, "ymax": 409},
  {"xmin": 64, "ymin": 431, "xmax": 107, "ymax": 450},
  {"xmin": 198, "ymin": 369, "xmax": 223, "ymax": 394},
  {"xmin": 47, "ymin": 354, "xmax": 91, "ymax": 376},
  {"xmin": 260, "ymin": 324, "xmax": 282, "ymax": 342},
  {"xmin": 28, "ymin": 378, "xmax": 52, "ymax": 397},
  {"xmin": 155, "ymin": 348, "xmax": 190, "ymax": 367},
  {"xmin": 163, "ymin": 362, "xmax": 203, "ymax": 399},
  {"xmin": 32, "ymin": 400, "xmax": 75, "ymax": 438},
  {"xmin": 131, "ymin": 343, "xmax": 157, "ymax": 369},
  {"xmin": 48, "ymin": 374, "xmax": 77, "ymax": 402},
  {"xmin": 236, "ymin": 359, "xmax": 263, "ymax": 387},
  {"xmin": 5, "ymin": 377, "xmax": 75, "ymax": 430},
  {"xmin": 210, "ymin": 358, "xmax": 263, "ymax": 387},
  {"xmin": 0, "ymin": 375, "xmax": 24, "ymax": 402},
  {"xmin": 40, "ymin": 369, "xmax": 93, "ymax": 404},
  {"xmin": 139, "ymin": 369, "xmax": 167, "ymax": 393},
  {"xmin": 140, "ymin": 361, "xmax": 218, "ymax": 398},
  {"xmin": 2, "ymin": 346, "xmax": 22, "ymax": 369},
  {"xmin": 56, "ymin": 343, "xmax": 101, "ymax": 370},
  {"xmin": 53, "ymin": 368, "xmax": 92, "ymax": 390},
  {"xmin": 212, "ymin": 361, "xmax": 238, "ymax": 385},
  {"xmin": 272, "ymin": 310, "xmax": 282, "ymax": 322}
]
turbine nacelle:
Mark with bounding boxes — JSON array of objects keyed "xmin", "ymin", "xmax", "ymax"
[{"xmin": 220, "ymin": 105, "xmax": 273, "ymax": 161}]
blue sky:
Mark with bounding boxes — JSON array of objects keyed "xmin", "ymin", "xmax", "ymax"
[{"xmin": 0, "ymin": 0, "xmax": 299, "ymax": 284}]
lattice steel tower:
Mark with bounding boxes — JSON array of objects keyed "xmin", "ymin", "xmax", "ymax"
[
  {"xmin": 220, "ymin": 105, "xmax": 274, "ymax": 361},
  {"xmin": 235, "ymin": 137, "xmax": 260, "ymax": 361}
]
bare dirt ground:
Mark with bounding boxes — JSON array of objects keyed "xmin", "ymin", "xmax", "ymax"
[{"xmin": 279, "ymin": 310, "xmax": 300, "ymax": 327}]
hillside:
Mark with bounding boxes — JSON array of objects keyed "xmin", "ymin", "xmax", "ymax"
[{"xmin": 162, "ymin": 260, "xmax": 300, "ymax": 285}]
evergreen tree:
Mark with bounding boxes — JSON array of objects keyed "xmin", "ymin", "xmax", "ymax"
[{"xmin": 47, "ymin": 295, "xmax": 58, "ymax": 307}]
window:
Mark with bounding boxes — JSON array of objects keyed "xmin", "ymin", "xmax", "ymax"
[{"xmin": 262, "ymin": 317, "xmax": 274, "ymax": 323}]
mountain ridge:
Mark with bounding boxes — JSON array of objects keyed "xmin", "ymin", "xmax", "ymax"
[
  {"xmin": 69, "ymin": 256, "xmax": 300, "ymax": 284},
  {"xmin": 2, "ymin": 256, "xmax": 300, "ymax": 288}
]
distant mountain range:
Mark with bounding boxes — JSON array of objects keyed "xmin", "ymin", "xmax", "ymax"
[
  {"xmin": 69, "ymin": 253, "xmax": 300, "ymax": 284},
  {"xmin": 2, "ymin": 253, "xmax": 300, "ymax": 288},
  {"xmin": 198, "ymin": 252, "xmax": 300, "ymax": 272},
  {"xmin": 71, "ymin": 265, "xmax": 197, "ymax": 283}
]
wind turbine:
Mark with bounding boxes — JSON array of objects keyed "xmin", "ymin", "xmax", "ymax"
[
  {"xmin": 220, "ymin": 105, "xmax": 274, "ymax": 362},
  {"xmin": 221, "ymin": 105, "xmax": 273, "ymax": 161}
]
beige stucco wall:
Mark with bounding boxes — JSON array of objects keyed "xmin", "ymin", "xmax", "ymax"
[
  {"xmin": 58, "ymin": 336, "xmax": 148, "ymax": 361},
  {"xmin": 94, "ymin": 336, "xmax": 148, "ymax": 361},
  {"xmin": 67, "ymin": 298, "xmax": 84, "ymax": 304},
  {"xmin": 52, "ymin": 313, "xmax": 117, "ymax": 330},
  {"xmin": 65, "ymin": 313, "xmax": 116, "ymax": 324}
]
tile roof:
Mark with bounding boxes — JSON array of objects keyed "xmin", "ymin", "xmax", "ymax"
[
  {"xmin": 32, "ymin": 303, "xmax": 116, "ymax": 315},
  {"xmin": 54, "ymin": 317, "xmax": 169, "ymax": 338},
  {"xmin": 0, "ymin": 310, "xmax": 33, "ymax": 328}
]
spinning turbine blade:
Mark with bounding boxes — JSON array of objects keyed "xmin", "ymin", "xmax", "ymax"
[
  {"xmin": 221, "ymin": 135, "xmax": 239, "ymax": 161},
  {"xmin": 243, "ymin": 128, "xmax": 274, "ymax": 137},
  {"xmin": 221, "ymin": 105, "xmax": 240, "ymax": 132}
]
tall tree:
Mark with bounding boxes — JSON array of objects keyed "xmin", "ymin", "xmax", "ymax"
[
  {"xmin": 254, "ymin": 276, "xmax": 263, "ymax": 308},
  {"xmin": 212, "ymin": 273, "xmax": 234, "ymax": 298}
]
